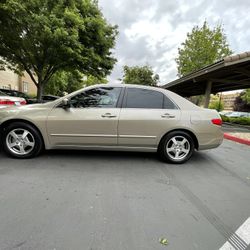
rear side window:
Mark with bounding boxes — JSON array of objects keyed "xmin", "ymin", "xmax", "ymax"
[
  {"xmin": 125, "ymin": 88, "xmax": 164, "ymax": 109},
  {"xmin": 164, "ymin": 95, "xmax": 177, "ymax": 109},
  {"xmin": 1, "ymin": 89, "xmax": 13, "ymax": 96},
  {"xmin": 0, "ymin": 91, "xmax": 7, "ymax": 96}
]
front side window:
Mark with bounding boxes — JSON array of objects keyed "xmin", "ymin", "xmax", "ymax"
[
  {"xmin": 70, "ymin": 87, "xmax": 122, "ymax": 108},
  {"xmin": 125, "ymin": 88, "xmax": 164, "ymax": 109}
]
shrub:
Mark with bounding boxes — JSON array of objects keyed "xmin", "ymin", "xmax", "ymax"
[
  {"xmin": 209, "ymin": 95, "xmax": 224, "ymax": 111},
  {"xmin": 220, "ymin": 115, "xmax": 230, "ymax": 122},
  {"xmin": 220, "ymin": 115, "xmax": 250, "ymax": 125}
]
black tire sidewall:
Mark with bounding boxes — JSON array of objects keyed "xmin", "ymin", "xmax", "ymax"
[
  {"xmin": 159, "ymin": 131, "xmax": 194, "ymax": 164},
  {"xmin": 2, "ymin": 122, "xmax": 43, "ymax": 159}
]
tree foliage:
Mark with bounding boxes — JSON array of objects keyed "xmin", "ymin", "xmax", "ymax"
[
  {"xmin": 82, "ymin": 75, "xmax": 107, "ymax": 87},
  {"xmin": 234, "ymin": 92, "xmax": 250, "ymax": 112},
  {"xmin": 242, "ymin": 89, "xmax": 250, "ymax": 104},
  {"xmin": 208, "ymin": 94, "xmax": 224, "ymax": 111},
  {"xmin": 45, "ymin": 71, "xmax": 107, "ymax": 96},
  {"xmin": 45, "ymin": 70, "xmax": 83, "ymax": 96},
  {"xmin": 176, "ymin": 21, "xmax": 232, "ymax": 77},
  {"xmin": 0, "ymin": 0, "xmax": 118, "ymax": 101},
  {"xmin": 122, "ymin": 65, "xmax": 159, "ymax": 86}
]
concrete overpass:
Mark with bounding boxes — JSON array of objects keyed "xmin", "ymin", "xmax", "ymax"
[{"xmin": 162, "ymin": 51, "xmax": 250, "ymax": 107}]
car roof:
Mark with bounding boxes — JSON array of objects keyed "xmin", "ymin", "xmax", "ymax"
[{"xmin": 89, "ymin": 83, "xmax": 169, "ymax": 93}]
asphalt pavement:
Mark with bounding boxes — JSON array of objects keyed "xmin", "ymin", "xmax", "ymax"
[
  {"xmin": 222, "ymin": 123, "xmax": 250, "ymax": 133},
  {"xmin": 0, "ymin": 140, "xmax": 249, "ymax": 250}
]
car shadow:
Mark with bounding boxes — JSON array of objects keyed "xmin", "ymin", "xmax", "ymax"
[
  {"xmin": 0, "ymin": 147, "xmax": 208, "ymax": 167},
  {"xmin": 44, "ymin": 149, "xmax": 158, "ymax": 161}
]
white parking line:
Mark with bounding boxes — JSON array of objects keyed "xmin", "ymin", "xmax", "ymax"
[{"xmin": 220, "ymin": 217, "xmax": 250, "ymax": 250}]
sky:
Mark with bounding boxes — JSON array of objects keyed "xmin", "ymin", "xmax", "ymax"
[{"xmin": 98, "ymin": 0, "xmax": 250, "ymax": 85}]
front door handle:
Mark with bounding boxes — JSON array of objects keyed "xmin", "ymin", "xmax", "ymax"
[
  {"xmin": 101, "ymin": 113, "xmax": 117, "ymax": 118},
  {"xmin": 161, "ymin": 113, "xmax": 175, "ymax": 118}
]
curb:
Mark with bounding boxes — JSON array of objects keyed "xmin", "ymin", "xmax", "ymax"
[{"xmin": 224, "ymin": 133, "xmax": 250, "ymax": 146}]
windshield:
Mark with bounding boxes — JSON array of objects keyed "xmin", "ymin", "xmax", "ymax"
[{"xmin": 0, "ymin": 91, "xmax": 7, "ymax": 96}]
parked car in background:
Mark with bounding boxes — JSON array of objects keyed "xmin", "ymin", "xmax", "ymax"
[
  {"xmin": 0, "ymin": 90, "xmax": 26, "ymax": 108},
  {"xmin": 219, "ymin": 111, "xmax": 232, "ymax": 116},
  {"xmin": 0, "ymin": 84, "xmax": 223, "ymax": 163},
  {"xmin": 0, "ymin": 89, "xmax": 60, "ymax": 104},
  {"xmin": 224, "ymin": 111, "xmax": 250, "ymax": 118},
  {"xmin": 0, "ymin": 88, "xmax": 34, "ymax": 104},
  {"xmin": 40, "ymin": 95, "xmax": 60, "ymax": 103},
  {"xmin": 30, "ymin": 95, "xmax": 60, "ymax": 103}
]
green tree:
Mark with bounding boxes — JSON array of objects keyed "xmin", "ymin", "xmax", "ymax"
[
  {"xmin": 242, "ymin": 89, "xmax": 250, "ymax": 104},
  {"xmin": 82, "ymin": 75, "xmax": 108, "ymax": 87},
  {"xmin": 122, "ymin": 65, "xmax": 159, "ymax": 86},
  {"xmin": 234, "ymin": 91, "xmax": 250, "ymax": 112},
  {"xmin": 176, "ymin": 21, "xmax": 232, "ymax": 77},
  {"xmin": 208, "ymin": 94, "xmax": 224, "ymax": 111},
  {"xmin": 45, "ymin": 71, "xmax": 108, "ymax": 96},
  {"xmin": 0, "ymin": 0, "xmax": 118, "ymax": 101},
  {"xmin": 45, "ymin": 70, "xmax": 83, "ymax": 96}
]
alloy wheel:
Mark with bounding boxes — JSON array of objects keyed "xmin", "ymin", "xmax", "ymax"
[
  {"xmin": 166, "ymin": 135, "xmax": 190, "ymax": 161},
  {"xmin": 6, "ymin": 129, "xmax": 35, "ymax": 156}
]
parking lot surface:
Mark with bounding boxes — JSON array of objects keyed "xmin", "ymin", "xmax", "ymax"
[{"xmin": 0, "ymin": 140, "xmax": 249, "ymax": 250}]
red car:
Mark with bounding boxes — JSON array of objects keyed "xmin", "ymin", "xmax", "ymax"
[{"xmin": 0, "ymin": 90, "xmax": 26, "ymax": 108}]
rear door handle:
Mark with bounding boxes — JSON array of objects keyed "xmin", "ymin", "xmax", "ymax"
[
  {"xmin": 161, "ymin": 113, "xmax": 175, "ymax": 118},
  {"xmin": 101, "ymin": 113, "xmax": 117, "ymax": 118}
]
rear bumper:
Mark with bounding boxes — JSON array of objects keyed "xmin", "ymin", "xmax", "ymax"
[{"xmin": 197, "ymin": 130, "xmax": 224, "ymax": 150}]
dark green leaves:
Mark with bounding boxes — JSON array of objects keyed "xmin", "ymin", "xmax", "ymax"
[
  {"xmin": 122, "ymin": 65, "xmax": 159, "ymax": 86},
  {"xmin": 0, "ymin": 0, "xmax": 118, "ymax": 99}
]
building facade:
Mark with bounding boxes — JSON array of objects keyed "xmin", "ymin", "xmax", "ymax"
[{"xmin": 0, "ymin": 68, "xmax": 37, "ymax": 96}]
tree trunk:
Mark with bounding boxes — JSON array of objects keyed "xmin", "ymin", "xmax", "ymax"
[{"xmin": 37, "ymin": 84, "xmax": 43, "ymax": 103}]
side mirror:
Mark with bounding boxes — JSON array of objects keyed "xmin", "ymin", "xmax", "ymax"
[{"xmin": 61, "ymin": 98, "xmax": 70, "ymax": 109}]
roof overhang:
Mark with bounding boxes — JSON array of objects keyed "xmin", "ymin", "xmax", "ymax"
[{"xmin": 162, "ymin": 51, "xmax": 250, "ymax": 96}]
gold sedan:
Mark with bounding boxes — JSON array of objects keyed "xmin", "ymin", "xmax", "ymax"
[{"xmin": 0, "ymin": 84, "xmax": 223, "ymax": 163}]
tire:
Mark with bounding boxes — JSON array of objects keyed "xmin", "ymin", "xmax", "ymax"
[
  {"xmin": 158, "ymin": 131, "xmax": 194, "ymax": 164},
  {"xmin": 2, "ymin": 122, "xmax": 44, "ymax": 159}
]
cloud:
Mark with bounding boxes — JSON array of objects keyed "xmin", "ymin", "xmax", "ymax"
[{"xmin": 99, "ymin": 0, "xmax": 250, "ymax": 84}]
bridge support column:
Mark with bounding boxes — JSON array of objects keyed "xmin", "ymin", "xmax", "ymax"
[{"xmin": 204, "ymin": 80, "xmax": 212, "ymax": 108}]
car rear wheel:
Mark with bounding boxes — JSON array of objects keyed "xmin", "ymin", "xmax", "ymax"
[
  {"xmin": 2, "ymin": 122, "xmax": 43, "ymax": 159},
  {"xmin": 158, "ymin": 131, "xmax": 194, "ymax": 164}
]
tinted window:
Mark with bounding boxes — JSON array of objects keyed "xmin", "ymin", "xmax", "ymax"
[
  {"xmin": 163, "ymin": 95, "xmax": 177, "ymax": 109},
  {"xmin": 125, "ymin": 88, "xmax": 164, "ymax": 109},
  {"xmin": 70, "ymin": 87, "xmax": 121, "ymax": 108},
  {"xmin": 0, "ymin": 89, "xmax": 13, "ymax": 96},
  {"xmin": 0, "ymin": 91, "xmax": 7, "ymax": 96},
  {"xmin": 16, "ymin": 92, "xmax": 29, "ymax": 98},
  {"xmin": 12, "ymin": 91, "xmax": 18, "ymax": 97},
  {"xmin": 43, "ymin": 96, "xmax": 57, "ymax": 101}
]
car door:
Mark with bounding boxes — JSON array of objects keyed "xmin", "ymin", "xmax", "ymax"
[
  {"xmin": 118, "ymin": 87, "xmax": 181, "ymax": 148},
  {"xmin": 46, "ymin": 86, "xmax": 123, "ymax": 147}
]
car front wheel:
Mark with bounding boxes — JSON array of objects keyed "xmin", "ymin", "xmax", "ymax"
[
  {"xmin": 159, "ymin": 131, "xmax": 194, "ymax": 164},
  {"xmin": 2, "ymin": 122, "xmax": 43, "ymax": 159}
]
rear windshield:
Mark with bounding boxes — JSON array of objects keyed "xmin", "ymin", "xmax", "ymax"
[{"xmin": 0, "ymin": 91, "xmax": 7, "ymax": 96}]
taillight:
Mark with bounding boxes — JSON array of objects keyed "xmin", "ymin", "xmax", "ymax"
[
  {"xmin": 20, "ymin": 100, "xmax": 27, "ymax": 105},
  {"xmin": 211, "ymin": 118, "xmax": 222, "ymax": 126},
  {"xmin": 0, "ymin": 99, "xmax": 15, "ymax": 105}
]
